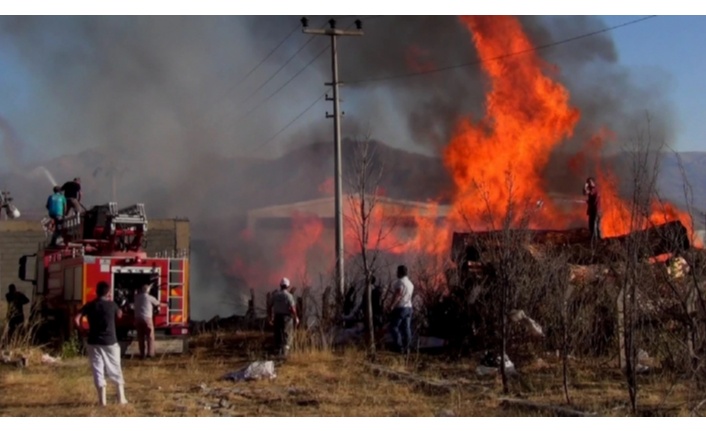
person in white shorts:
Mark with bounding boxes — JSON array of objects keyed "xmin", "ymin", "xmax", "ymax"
[{"xmin": 74, "ymin": 281, "xmax": 128, "ymax": 406}]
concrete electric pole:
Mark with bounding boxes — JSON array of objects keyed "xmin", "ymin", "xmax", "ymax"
[{"xmin": 301, "ymin": 17, "xmax": 363, "ymax": 301}]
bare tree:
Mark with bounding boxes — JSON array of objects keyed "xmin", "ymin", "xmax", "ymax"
[
  {"xmin": 344, "ymin": 131, "xmax": 396, "ymax": 356},
  {"xmin": 612, "ymin": 113, "xmax": 666, "ymax": 415},
  {"xmin": 462, "ymin": 169, "xmax": 542, "ymax": 394}
]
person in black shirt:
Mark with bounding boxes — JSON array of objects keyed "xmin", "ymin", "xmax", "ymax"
[
  {"xmin": 583, "ymin": 177, "xmax": 602, "ymax": 241},
  {"xmin": 61, "ymin": 177, "xmax": 83, "ymax": 216},
  {"xmin": 74, "ymin": 281, "xmax": 128, "ymax": 406},
  {"xmin": 4, "ymin": 284, "xmax": 30, "ymax": 342}
]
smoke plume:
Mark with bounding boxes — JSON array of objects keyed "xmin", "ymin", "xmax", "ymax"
[{"xmin": 0, "ymin": 16, "xmax": 677, "ymax": 318}]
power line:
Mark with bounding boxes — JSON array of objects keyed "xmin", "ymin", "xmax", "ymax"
[
  {"xmin": 191, "ymin": 20, "xmax": 301, "ymax": 119},
  {"xmin": 235, "ymin": 41, "xmax": 330, "ymax": 123},
  {"xmin": 345, "ymin": 15, "xmax": 658, "ymax": 85},
  {"xmin": 201, "ymin": 19, "xmax": 327, "ymax": 139},
  {"xmin": 230, "ymin": 22, "xmax": 301, "ymax": 92},
  {"xmin": 261, "ymin": 92, "xmax": 327, "ymax": 150},
  {"xmin": 238, "ymin": 33, "xmax": 318, "ymax": 107},
  {"xmin": 242, "ymin": 19, "xmax": 362, "ymax": 154}
]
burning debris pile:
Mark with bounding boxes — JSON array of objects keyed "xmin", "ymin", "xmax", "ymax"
[
  {"xmin": 416, "ymin": 218, "xmax": 705, "ymax": 365},
  {"xmin": 452, "ymin": 220, "xmax": 692, "ymax": 267}
]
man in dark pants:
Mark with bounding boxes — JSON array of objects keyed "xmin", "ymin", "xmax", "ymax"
[
  {"xmin": 388, "ymin": 265, "xmax": 414, "ymax": 354},
  {"xmin": 4, "ymin": 284, "xmax": 30, "ymax": 342},
  {"xmin": 61, "ymin": 177, "xmax": 83, "ymax": 216},
  {"xmin": 583, "ymin": 177, "xmax": 602, "ymax": 241},
  {"xmin": 268, "ymin": 277, "xmax": 299, "ymax": 357}
]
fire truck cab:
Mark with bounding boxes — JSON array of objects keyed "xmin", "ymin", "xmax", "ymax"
[{"xmin": 18, "ymin": 202, "xmax": 190, "ymax": 356}]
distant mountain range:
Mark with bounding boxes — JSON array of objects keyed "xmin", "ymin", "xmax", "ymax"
[{"xmin": 2, "ymin": 140, "xmax": 705, "ymax": 230}]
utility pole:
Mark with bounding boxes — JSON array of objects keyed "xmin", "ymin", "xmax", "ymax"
[{"xmin": 301, "ymin": 17, "xmax": 363, "ymax": 301}]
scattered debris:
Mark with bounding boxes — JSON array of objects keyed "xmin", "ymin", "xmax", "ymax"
[
  {"xmin": 499, "ymin": 398, "xmax": 596, "ymax": 417},
  {"xmin": 476, "ymin": 352, "xmax": 517, "ymax": 376},
  {"xmin": 508, "ymin": 309, "xmax": 544, "ymax": 337},
  {"xmin": 222, "ymin": 361, "xmax": 276, "ymax": 382},
  {"xmin": 41, "ymin": 353, "xmax": 61, "ymax": 365},
  {"xmin": 475, "ymin": 366, "xmax": 498, "ymax": 377},
  {"xmin": 365, "ymin": 363, "xmax": 455, "ymax": 395},
  {"xmin": 636, "ymin": 348, "xmax": 651, "ymax": 374},
  {"xmin": 667, "ymin": 256, "xmax": 689, "ymax": 279},
  {"xmin": 1, "ymin": 352, "xmax": 28, "ymax": 368}
]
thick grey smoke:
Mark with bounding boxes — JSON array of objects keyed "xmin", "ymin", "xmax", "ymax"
[{"xmin": 0, "ymin": 16, "xmax": 678, "ymax": 318}]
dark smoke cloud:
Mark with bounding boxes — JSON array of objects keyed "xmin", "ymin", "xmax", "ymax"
[
  {"xmin": 254, "ymin": 16, "xmax": 675, "ymax": 194},
  {"xmin": 0, "ymin": 16, "xmax": 677, "ymax": 318}
]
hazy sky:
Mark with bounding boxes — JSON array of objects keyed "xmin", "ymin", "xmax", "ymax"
[
  {"xmin": 0, "ymin": 14, "xmax": 704, "ymax": 174},
  {"xmin": 600, "ymin": 15, "xmax": 706, "ymax": 152}
]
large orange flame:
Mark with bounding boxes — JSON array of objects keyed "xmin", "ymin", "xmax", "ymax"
[
  {"xmin": 233, "ymin": 16, "xmax": 700, "ymax": 291},
  {"xmin": 445, "ymin": 16, "xmax": 581, "ymax": 232}
]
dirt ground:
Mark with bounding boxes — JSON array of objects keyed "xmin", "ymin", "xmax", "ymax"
[{"xmin": 1, "ymin": 331, "xmax": 704, "ymax": 417}]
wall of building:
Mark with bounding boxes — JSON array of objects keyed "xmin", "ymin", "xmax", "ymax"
[{"xmin": 0, "ymin": 219, "xmax": 190, "ymax": 300}]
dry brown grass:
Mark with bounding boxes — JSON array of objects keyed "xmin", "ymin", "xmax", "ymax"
[{"xmin": 0, "ymin": 331, "xmax": 703, "ymax": 417}]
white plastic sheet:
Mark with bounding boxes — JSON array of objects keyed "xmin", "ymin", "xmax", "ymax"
[{"xmin": 222, "ymin": 361, "xmax": 277, "ymax": 382}]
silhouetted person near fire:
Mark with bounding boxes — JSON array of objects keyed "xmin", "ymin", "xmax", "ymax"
[
  {"xmin": 61, "ymin": 177, "xmax": 83, "ymax": 216},
  {"xmin": 4, "ymin": 284, "xmax": 29, "ymax": 343},
  {"xmin": 583, "ymin": 177, "xmax": 602, "ymax": 241}
]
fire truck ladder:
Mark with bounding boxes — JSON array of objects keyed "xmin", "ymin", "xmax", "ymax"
[{"xmin": 167, "ymin": 258, "xmax": 186, "ymax": 325}]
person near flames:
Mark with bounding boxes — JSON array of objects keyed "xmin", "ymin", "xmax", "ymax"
[
  {"xmin": 61, "ymin": 177, "xmax": 83, "ymax": 216},
  {"xmin": 267, "ymin": 277, "xmax": 299, "ymax": 357},
  {"xmin": 74, "ymin": 281, "xmax": 128, "ymax": 406},
  {"xmin": 583, "ymin": 177, "xmax": 602, "ymax": 240},
  {"xmin": 4, "ymin": 284, "xmax": 30, "ymax": 343},
  {"xmin": 45, "ymin": 185, "xmax": 66, "ymax": 246},
  {"xmin": 388, "ymin": 265, "xmax": 415, "ymax": 354}
]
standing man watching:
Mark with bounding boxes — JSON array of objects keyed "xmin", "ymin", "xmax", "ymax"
[
  {"xmin": 74, "ymin": 281, "xmax": 127, "ymax": 406},
  {"xmin": 388, "ymin": 265, "xmax": 414, "ymax": 354},
  {"xmin": 4, "ymin": 284, "xmax": 30, "ymax": 343},
  {"xmin": 268, "ymin": 277, "xmax": 299, "ymax": 357},
  {"xmin": 134, "ymin": 283, "xmax": 160, "ymax": 359},
  {"xmin": 583, "ymin": 177, "xmax": 602, "ymax": 241}
]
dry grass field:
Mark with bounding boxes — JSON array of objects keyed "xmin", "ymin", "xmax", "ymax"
[{"xmin": 1, "ymin": 329, "xmax": 704, "ymax": 417}]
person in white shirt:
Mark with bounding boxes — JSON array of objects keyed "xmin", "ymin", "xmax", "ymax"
[
  {"xmin": 133, "ymin": 284, "xmax": 160, "ymax": 359},
  {"xmin": 389, "ymin": 265, "xmax": 414, "ymax": 354}
]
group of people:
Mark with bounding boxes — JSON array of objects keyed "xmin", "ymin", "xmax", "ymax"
[
  {"xmin": 268, "ymin": 264, "xmax": 417, "ymax": 356},
  {"xmin": 45, "ymin": 177, "xmax": 83, "ymax": 246}
]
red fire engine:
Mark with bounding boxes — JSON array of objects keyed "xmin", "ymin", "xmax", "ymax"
[{"xmin": 18, "ymin": 202, "xmax": 190, "ymax": 355}]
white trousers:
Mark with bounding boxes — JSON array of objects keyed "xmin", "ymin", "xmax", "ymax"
[{"xmin": 87, "ymin": 343, "xmax": 124, "ymax": 388}]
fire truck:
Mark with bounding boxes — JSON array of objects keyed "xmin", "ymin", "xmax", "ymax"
[{"xmin": 18, "ymin": 202, "xmax": 190, "ymax": 356}]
